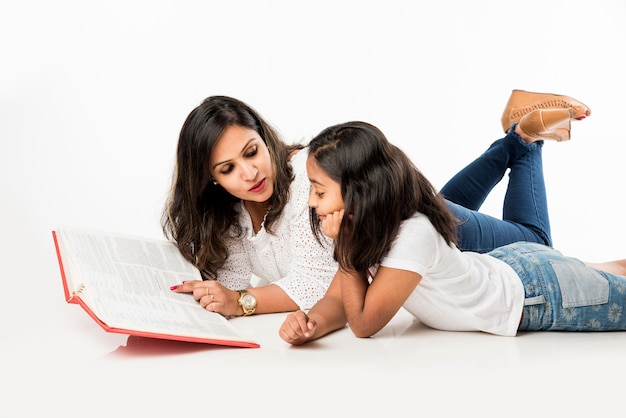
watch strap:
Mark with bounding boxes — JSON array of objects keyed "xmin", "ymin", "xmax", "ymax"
[{"xmin": 237, "ymin": 290, "xmax": 256, "ymax": 316}]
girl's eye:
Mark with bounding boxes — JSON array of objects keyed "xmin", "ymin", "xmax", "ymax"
[
  {"xmin": 245, "ymin": 145, "xmax": 258, "ymax": 158},
  {"xmin": 316, "ymin": 192, "xmax": 324, "ymax": 198}
]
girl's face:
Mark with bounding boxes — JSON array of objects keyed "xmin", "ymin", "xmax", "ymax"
[
  {"xmin": 210, "ymin": 125, "xmax": 274, "ymax": 203},
  {"xmin": 306, "ymin": 156, "xmax": 344, "ymax": 221}
]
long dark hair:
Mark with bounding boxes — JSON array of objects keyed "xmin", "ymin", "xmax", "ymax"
[
  {"xmin": 308, "ymin": 121, "xmax": 458, "ymax": 275},
  {"xmin": 162, "ymin": 96, "xmax": 303, "ymax": 279}
]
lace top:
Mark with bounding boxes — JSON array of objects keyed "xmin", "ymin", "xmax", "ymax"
[{"xmin": 210, "ymin": 148, "xmax": 338, "ymax": 309}]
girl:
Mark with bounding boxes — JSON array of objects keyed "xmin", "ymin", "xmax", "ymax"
[{"xmin": 279, "ymin": 116, "xmax": 626, "ymax": 344}]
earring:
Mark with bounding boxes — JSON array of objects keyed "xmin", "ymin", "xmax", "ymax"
[{"xmin": 212, "ymin": 180, "xmax": 218, "ymax": 185}]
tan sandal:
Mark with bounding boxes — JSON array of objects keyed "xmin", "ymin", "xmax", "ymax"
[
  {"xmin": 517, "ymin": 108, "xmax": 573, "ymax": 142},
  {"xmin": 501, "ymin": 89, "xmax": 591, "ymax": 133}
]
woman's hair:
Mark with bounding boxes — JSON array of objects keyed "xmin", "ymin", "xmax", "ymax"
[
  {"xmin": 308, "ymin": 121, "xmax": 458, "ymax": 275},
  {"xmin": 162, "ymin": 95, "xmax": 303, "ymax": 279}
]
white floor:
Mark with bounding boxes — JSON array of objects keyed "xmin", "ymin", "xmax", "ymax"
[
  {"xmin": 5, "ymin": 293, "xmax": 626, "ymax": 417},
  {"xmin": 4, "ymin": 2, "xmax": 626, "ymax": 417}
]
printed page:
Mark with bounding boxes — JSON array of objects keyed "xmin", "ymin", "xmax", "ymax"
[
  {"xmin": 89, "ymin": 287, "xmax": 247, "ymax": 340},
  {"xmin": 58, "ymin": 227, "xmax": 200, "ymax": 295}
]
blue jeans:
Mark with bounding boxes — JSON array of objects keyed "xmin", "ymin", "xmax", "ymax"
[
  {"xmin": 441, "ymin": 125, "xmax": 552, "ymax": 253},
  {"xmin": 489, "ymin": 242, "xmax": 626, "ymax": 332}
]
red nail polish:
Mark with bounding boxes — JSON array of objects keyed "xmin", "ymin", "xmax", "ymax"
[{"xmin": 170, "ymin": 285, "xmax": 178, "ymax": 290}]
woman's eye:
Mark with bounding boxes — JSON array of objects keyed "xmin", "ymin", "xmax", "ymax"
[
  {"xmin": 245, "ymin": 145, "xmax": 258, "ymax": 158},
  {"xmin": 316, "ymin": 192, "xmax": 324, "ymax": 198},
  {"xmin": 221, "ymin": 165, "xmax": 234, "ymax": 175}
]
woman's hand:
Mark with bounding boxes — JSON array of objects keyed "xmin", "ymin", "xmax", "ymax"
[
  {"xmin": 279, "ymin": 310, "xmax": 317, "ymax": 345},
  {"xmin": 170, "ymin": 280, "xmax": 241, "ymax": 316}
]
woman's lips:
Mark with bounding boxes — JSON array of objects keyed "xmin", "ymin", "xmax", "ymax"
[{"xmin": 249, "ymin": 178, "xmax": 266, "ymax": 193}]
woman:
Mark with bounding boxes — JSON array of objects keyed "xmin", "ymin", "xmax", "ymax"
[
  {"xmin": 279, "ymin": 115, "xmax": 626, "ymax": 345},
  {"xmin": 165, "ymin": 96, "xmax": 337, "ymax": 317}
]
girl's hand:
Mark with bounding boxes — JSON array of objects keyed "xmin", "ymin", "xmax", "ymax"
[
  {"xmin": 170, "ymin": 279, "xmax": 241, "ymax": 316},
  {"xmin": 279, "ymin": 310, "xmax": 317, "ymax": 345},
  {"xmin": 321, "ymin": 209, "xmax": 345, "ymax": 239}
]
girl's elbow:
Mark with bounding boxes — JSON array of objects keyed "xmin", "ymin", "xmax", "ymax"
[
  {"xmin": 350, "ymin": 324, "xmax": 378, "ymax": 338},
  {"xmin": 346, "ymin": 313, "xmax": 386, "ymax": 338}
]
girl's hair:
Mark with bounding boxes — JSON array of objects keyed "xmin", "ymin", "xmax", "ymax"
[
  {"xmin": 308, "ymin": 121, "xmax": 458, "ymax": 275},
  {"xmin": 162, "ymin": 96, "xmax": 303, "ymax": 279}
]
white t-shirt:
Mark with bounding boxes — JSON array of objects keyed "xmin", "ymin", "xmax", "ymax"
[
  {"xmin": 212, "ymin": 148, "xmax": 338, "ymax": 310},
  {"xmin": 378, "ymin": 212, "xmax": 525, "ymax": 336}
]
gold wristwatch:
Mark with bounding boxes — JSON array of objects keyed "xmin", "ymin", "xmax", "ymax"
[{"xmin": 237, "ymin": 290, "xmax": 257, "ymax": 316}]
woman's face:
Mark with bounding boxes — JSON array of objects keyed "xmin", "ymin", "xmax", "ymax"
[
  {"xmin": 210, "ymin": 125, "xmax": 274, "ymax": 203},
  {"xmin": 306, "ymin": 156, "xmax": 344, "ymax": 222}
]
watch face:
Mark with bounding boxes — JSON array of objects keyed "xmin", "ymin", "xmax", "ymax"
[{"xmin": 241, "ymin": 293, "xmax": 257, "ymax": 308}]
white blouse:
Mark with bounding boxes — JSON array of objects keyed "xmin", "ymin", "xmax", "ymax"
[{"xmin": 212, "ymin": 148, "xmax": 338, "ymax": 309}]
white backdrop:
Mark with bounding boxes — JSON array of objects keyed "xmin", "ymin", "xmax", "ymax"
[{"xmin": 3, "ymin": 0, "xmax": 626, "ymax": 320}]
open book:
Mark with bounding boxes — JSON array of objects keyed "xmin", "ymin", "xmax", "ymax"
[{"xmin": 52, "ymin": 226, "xmax": 259, "ymax": 348}]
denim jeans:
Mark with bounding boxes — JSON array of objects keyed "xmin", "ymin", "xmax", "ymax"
[
  {"xmin": 440, "ymin": 125, "xmax": 551, "ymax": 253},
  {"xmin": 489, "ymin": 242, "xmax": 626, "ymax": 332}
]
